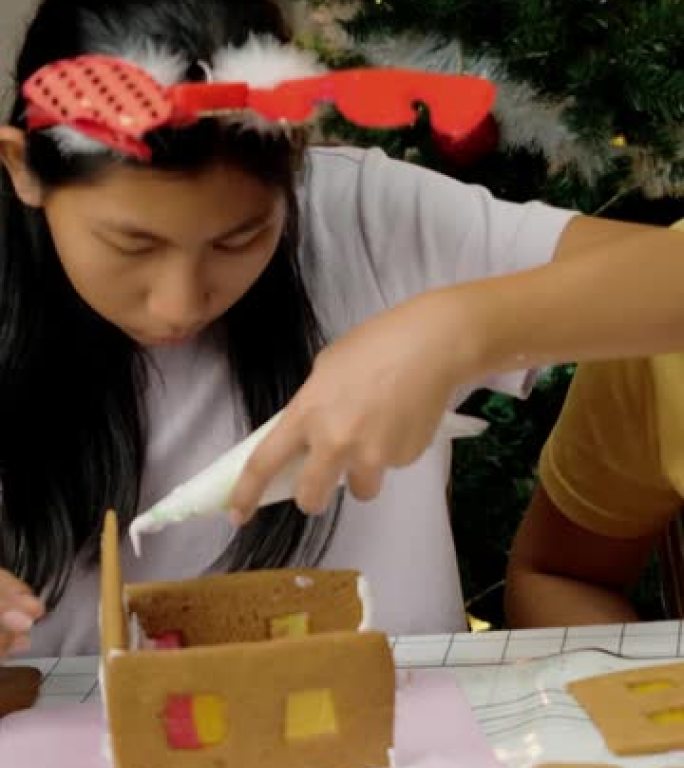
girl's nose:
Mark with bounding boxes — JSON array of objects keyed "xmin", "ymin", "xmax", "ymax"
[{"xmin": 147, "ymin": 260, "xmax": 210, "ymax": 334}]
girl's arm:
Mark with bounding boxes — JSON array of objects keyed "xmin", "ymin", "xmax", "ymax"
[
  {"xmin": 459, "ymin": 216, "xmax": 684, "ymax": 380},
  {"xmin": 505, "ymin": 485, "xmax": 653, "ymax": 628},
  {"xmin": 230, "ymin": 217, "xmax": 684, "ymax": 523}
]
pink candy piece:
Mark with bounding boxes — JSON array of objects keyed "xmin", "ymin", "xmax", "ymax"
[{"xmin": 150, "ymin": 631, "xmax": 184, "ymax": 650}]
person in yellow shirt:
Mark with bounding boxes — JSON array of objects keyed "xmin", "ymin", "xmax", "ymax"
[{"xmin": 506, "ymin": 223, "xmax": 684, "ymax": 628}]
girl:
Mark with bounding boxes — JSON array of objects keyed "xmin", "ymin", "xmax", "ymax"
[{"xmin": 0, "ymin": 0, "xmax": 682, "ymax": 657}]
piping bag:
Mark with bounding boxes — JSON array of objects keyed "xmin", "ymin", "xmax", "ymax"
[{"xmin": 129, "ymin": 410, "xmax": 488, "ymax": 556}]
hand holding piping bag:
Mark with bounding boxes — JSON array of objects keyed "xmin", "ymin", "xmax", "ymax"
[
  {"xmin": 130, "ymin": 409, "xmax": 486, "ymax": 555},
  {"xmin": 130, "ymin": 292, "xmax": 490, "ymax": 554}
]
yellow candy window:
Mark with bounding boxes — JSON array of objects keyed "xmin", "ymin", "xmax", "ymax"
[
  {"xmin": 270, "ymin": 612, "xmax": 310, "ymax": 639},
  {"xmin": 285, "ymin": 689, "xmax": 338, "ymax": 741}
]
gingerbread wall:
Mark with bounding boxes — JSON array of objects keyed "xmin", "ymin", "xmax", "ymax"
[
  {"xmin": 106, "ymin": 631, "xmax": 395, "ymax": 768},
  {"xmin": 125, "ymin": 569, "xmax": 365, "ymax": 646}
]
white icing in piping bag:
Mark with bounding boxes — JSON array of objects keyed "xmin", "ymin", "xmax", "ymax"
[{"xmin": 129, "ymin": 410, "xmax": 488, "ymax": 556}]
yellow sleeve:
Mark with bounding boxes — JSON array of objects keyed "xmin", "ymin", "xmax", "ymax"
[{"xmin": 540, "ymin": 358, "xmax": 682, "ymax": 539}]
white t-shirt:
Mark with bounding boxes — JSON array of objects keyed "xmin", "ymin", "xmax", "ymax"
[{"xmin": 25, "ymin": 147, "xmax": 575, "ymax": 656}]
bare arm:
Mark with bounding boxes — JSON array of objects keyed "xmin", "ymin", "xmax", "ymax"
[
  {"xmin": 455, "ymin": 216, "xmax": 684, "ymax": 381},
  {"xmin": 232, "ymin": 216, "xmax": 684, "ymax": 521},
  {"xmin": 505, "ymin": 485, "xmax": 659, "ymax": 628}
]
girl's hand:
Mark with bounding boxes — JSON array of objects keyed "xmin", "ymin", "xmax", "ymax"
[
  {"xmin": 230, "ymin": 219, "xmax": 684, "ymax": 525},
  {"xmin": 230, "ymin": 289, "xmax": 476, "ymax": 523},
  {"xmin": 0, "ymin": 570, "xmax": 44, "ymax": 657}
]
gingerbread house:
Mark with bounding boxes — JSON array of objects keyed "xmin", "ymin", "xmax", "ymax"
[{"xmin": 100, "ymin": 511, "xmax": 396, "ymax": 768}]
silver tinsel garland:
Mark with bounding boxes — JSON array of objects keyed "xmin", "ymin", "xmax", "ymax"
[{"xmin": 281, "ymin": 1, "xmax": 682, "ymax": 201}]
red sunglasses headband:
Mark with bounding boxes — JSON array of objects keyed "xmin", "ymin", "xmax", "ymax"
[{"xmin": 23, "ymin": 54, "xmax": 496, "ymax": 161}]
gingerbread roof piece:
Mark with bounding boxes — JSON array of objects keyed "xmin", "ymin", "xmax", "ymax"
[{"xmin": 569, "ymin": 661, "xmax": 684, "ymax": 755}]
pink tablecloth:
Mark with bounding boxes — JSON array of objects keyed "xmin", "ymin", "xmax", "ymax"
[{"xmin": 0, "ymin": 669, "xmax": 502, "ymax": 768}]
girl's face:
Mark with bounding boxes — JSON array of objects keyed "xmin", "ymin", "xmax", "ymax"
[{"xmin": 43, "ymin": 161, "xmax": 287, "ymax": 346}]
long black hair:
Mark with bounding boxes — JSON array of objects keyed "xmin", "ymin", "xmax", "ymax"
[{"xmin": 0, "ymin": 0, "xmax": 338, "ymax": 608}]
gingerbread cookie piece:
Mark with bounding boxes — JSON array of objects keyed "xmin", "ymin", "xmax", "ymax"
[
  {"xmin": 126, "ymin": 568, "xmax": 366, "ymax": 647},
  {"xmin": 0, "ymin": 666, "xmax": 41, "ymax": 717},
  {"xmin": 568, "ymin": 661, "xmax": 684, "ymax": 755},
  {"xmin": 106, "ymin": 631, "xmax": 394, "ymax": 768},
  {"xmin": 101, "ymin": 511, "xmax": 394, "ymax": 768},
  {"xmin": 100, "ymin": 510, "xmax": 128, "ymax": 655}
]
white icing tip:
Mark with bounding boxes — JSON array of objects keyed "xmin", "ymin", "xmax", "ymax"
[
  {"xmin": 295, "ymin": 575, "xmax": 315, "ymax": 589},
  {"xmin": 129, "ymin": 523, "xmax": 142, "ymax": 558},
  {"xmin": 357, "ymin": 575, "xmax": 373, "ymax": 631}
]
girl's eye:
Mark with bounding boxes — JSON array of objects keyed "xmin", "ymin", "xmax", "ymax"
[
  {"xmin": 115, "ymin": 244, "xmax": 158, "ymax": 257},
  {"xmin": 98, "ymin": 236, "xmax": 158, "ymax": 256},
  {"xmin": 214, "ymin": 230, "xmax": 263, "ymax": 254}
]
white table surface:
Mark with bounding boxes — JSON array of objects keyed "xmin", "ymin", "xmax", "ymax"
[{"xmin": 8, "ymin": 619, "xmax": 684, "ymax": 767}]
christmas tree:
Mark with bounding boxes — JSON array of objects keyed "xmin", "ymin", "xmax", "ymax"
[
  {"xmin": 290, "ymin": 0, "xmax": 683, "ymax": 626},
  {"xmin": 296, "ymin": 0, "xmax": 683, "ymax": 215}
]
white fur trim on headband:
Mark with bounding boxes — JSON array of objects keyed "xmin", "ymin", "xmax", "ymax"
[
  {"xmin": 117, "ymin": 39, "xmax": 188, "ymax": 87},
  {"xmin": 46, "ymin": 126, "xmax": 111, "ymax": 156},
  {"xmin": 211, "ymin": 34, "xmax": 325, "ymax": 136},
  {"xmin": 212, "ymin": 34, "xmax": 325, "ymax": 88},
  {"xmin": 44, "ymin": 36, "xmax": 322, "ymax": 156}
]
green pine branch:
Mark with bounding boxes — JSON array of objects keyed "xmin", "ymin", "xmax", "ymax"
[{"xmin": 346, "ymin": 0, "xmax": 684, "ymax": 149}]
